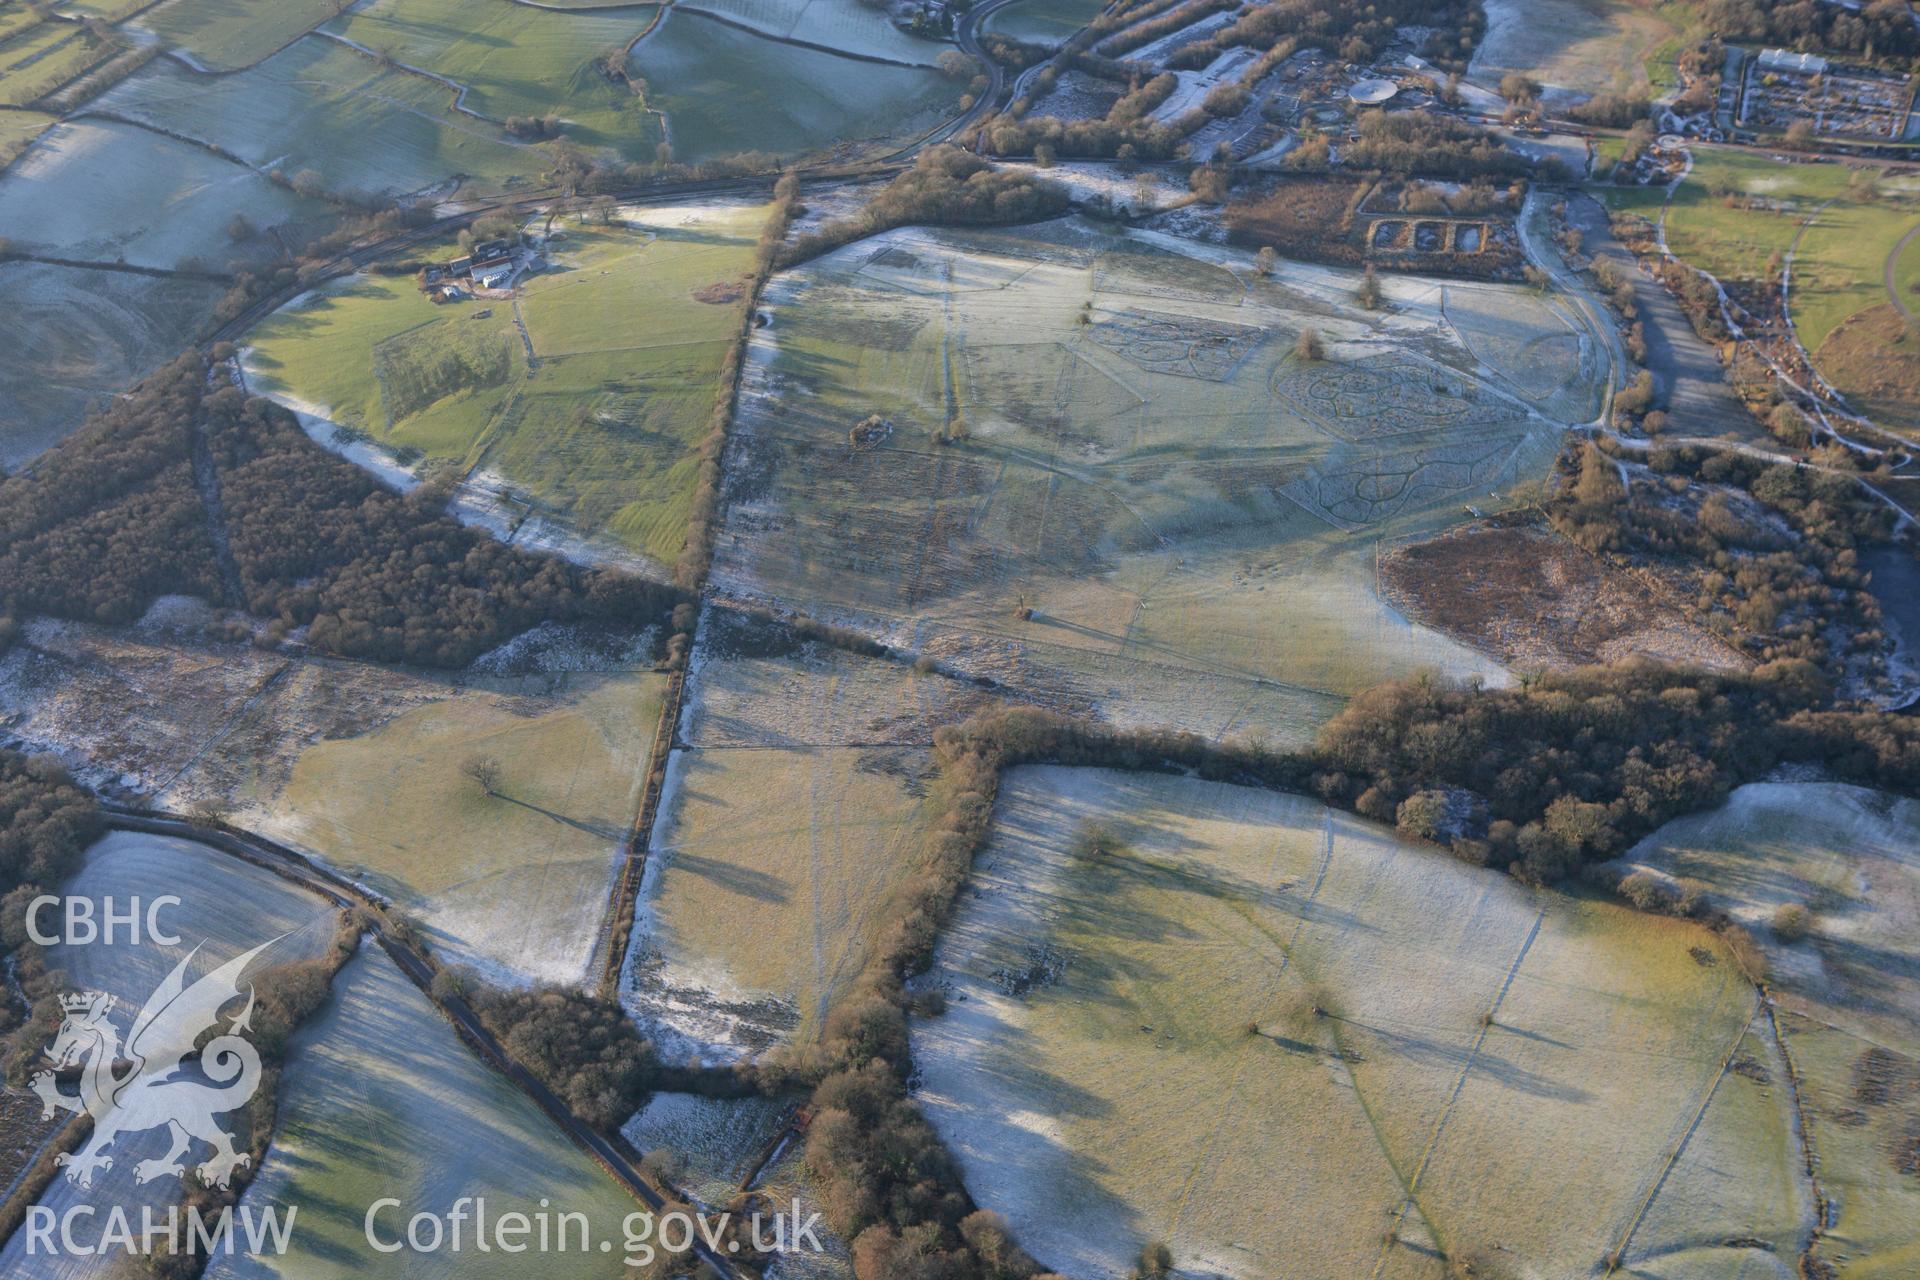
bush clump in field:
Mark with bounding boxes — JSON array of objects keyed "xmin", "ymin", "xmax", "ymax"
[
  {"xmin": 1358, "ymin": 264, "xmax": 1382, "ymax": 309},
  {"xmin": 1068, "ymin": 821, "xmax": 1122, "ymax": 862},
  {"xmin": 784, "ymin": 148, "xmax": 1069, "ymax": 266},
  {"xmin": 1295, "ymin": 328, "xmax": 1325, "ymax": 361},
  {"xmin": 1616, "ymin": 869, "xmax": 1704, "ymax": 918},
  {"xmin": 466, "ymin": 982, "xmax": 661, "ymax": 1130},
  {"xmin": 1772, "ymin": 901, "xmax": 1813, "ymax": 942},
  {"xmin": 1132, "ymin": 1240, "xmax": 1174, "ymax": 1279}
]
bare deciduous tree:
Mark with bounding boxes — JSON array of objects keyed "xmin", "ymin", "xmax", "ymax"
[{"xmin": 461, "ymin": 755, "xmax": 503, "ymax": 796}]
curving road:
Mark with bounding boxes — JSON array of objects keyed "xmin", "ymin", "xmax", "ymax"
[{"xmin": 1885, "ymin": 217, "xmax": 1920, "ymax": 321}]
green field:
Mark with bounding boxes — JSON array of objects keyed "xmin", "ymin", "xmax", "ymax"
[
  {"xmin": 326, "ymin": 0, "xmax": 664, "ymax": 158},
  {"xmin": 261, "ymin": 671, "xmax": 665, "ymax": 985},
  {"xmin": 244, "ymin": 202, "xmax": 767, "ymax": 563},
  {"xmin": 55, "ymin": 0, "xmax": 150, "ymax": 18},
  {"xmin": 715, "ymin": 219, "xmax": 1608, "ymax": 729},
  {"xmin": 1596, "ymin": 146, "xmax": 1920, "ymax": 428},
  {"xmin": 94, "ymin": 37, "xmax": 539, "ymax": 197},
  {"xmin": 914, "ymin": 767, "xmax": 1794, "ymax": 1279},
  {"xmin": 0, "ymin": 20, "xmax": 110, "ymax": 105},
  {"xmin": 0, "ymin": 5, "xmax": 43, "ymax": 41},
  {"xmin": 146, "ymin": 0, "xmax": 351, "ymax": 70},
  {"xmin": 630, "ymin": 10, "xmax": 963, "ymax": 163},
  {"xmin": 204, "ymin": 947, "xmax": 643, "ymax": 1280}
]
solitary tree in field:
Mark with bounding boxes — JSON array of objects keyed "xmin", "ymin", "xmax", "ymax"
[
  {"xmin": 1133, "ymin": 1241, "xmax": 1174, "ymax": 1280},
  {"xmin": 1295, "ymin": 327, "xmax": 1325, "ymax": 361},
  {"xmin": 461, "ymin": 755, "xmax": 503, "ymax": 797}
]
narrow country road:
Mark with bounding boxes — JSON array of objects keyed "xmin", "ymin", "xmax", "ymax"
[{"xmin": 1884, "ymin": 217, "xmax": 1920, "ymax": 321}]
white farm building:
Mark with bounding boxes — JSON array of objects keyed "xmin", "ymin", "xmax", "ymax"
[{"xmin": 1758, "ymin": 48, "xmax": 1829, "ymax": 77}]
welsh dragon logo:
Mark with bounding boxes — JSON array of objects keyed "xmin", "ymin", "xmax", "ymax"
[{"xmin": 31, "ymin": 939, "xmax": 276, "ymax": 1192}]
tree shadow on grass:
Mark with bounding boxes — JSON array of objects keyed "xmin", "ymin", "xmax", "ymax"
[
  {"xmin": 490, "ymin": 790, "xmax": 627, "ymax": 842},
  {"xmin": 661, "ymin": 848, "xmax": 791, "ymax": 904}
]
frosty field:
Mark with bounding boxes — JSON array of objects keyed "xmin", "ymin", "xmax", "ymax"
[
  {"xmin": 0, "ymin": 831, "xmax": 341, "ymax": 1280},
  {"xmin": 93, "ymin": 37, "xmax": 537, "ymax": 198},
  {"xmin": 1621, "ymin": 782, "xmax": 1920, "ymax": 1276},
  {"xmin": 1620, "ymin": 782, "xmax": 1920, "ymax": 1051},
  {"xmin": 629, "ymin": 11, "xmax": 964, "ymax": 163},
  {"xmin": 259, "ymin": 671, "xmax": 666, "ymax": 987},
  {"xmin": 324, "ymin": 0, "xmax": 665, "ymax": 158},
  {"xmin": 712, "ymin": 218, "xmax": 1610, "ymax": 733},
  {"xmin": 0, "ymin": 261, "xmax": 225, "ymax": 467},
  {"xmin": 624, "ymin": 743, "xmax": 933, "ymax": 1058},
  {"xmin": 913, "ymin": 767, "xmax": 1793, "ymax": 1280},
  {"xmin": 618, "ymin": 629, "xmax": 1003, "ymax": 1060},
  {"xmin": 205, "ymin": 946, "xmax": 642, "ymax": 1280},
  {"xmin": 1471, "ymin": 0, "xmax": 1682, "ymax": 100},
  {"xmin": 0, "ymin": 119, "xmax": 324, "ymax": 270}
]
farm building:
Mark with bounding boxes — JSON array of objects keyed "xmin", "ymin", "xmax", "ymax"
[{"xmin": 1757, "ymin": 48, "xmax": 1828, "ymax": 77}]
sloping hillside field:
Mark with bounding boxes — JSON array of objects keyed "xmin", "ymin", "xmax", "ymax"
[
  {"xmin": 0, "ymin": 832, "xmax": 341, "ymax": 1280},
  {"xmin": 92, "ymin": 37, "xmax": 538, "ymax": 197},
  {"xmin": 1622, "ymin": 783, "xmax": 1920, "ymax": 1276},
  {"xmin": 620, "ymin": 634, "xmax": 991, "ymax": 1059},
  {"xmin": 913, "ymin": 767, "xmax": 1799, "ymax": 1279},
  {"xmin": 205, "ymin": 947, "xmax": 641, "ymax": 1280},
  {"xmin": 628, "ymin": 9, "xmax": 963, "ymax": 163},
  {"xmin": 714, "ymin": 218, "xmax": 1610, "ymax": 734},
  {"xmin": 243, "ymin": 201, "xmax": 769, "ymax": 567},
  {"xmin": 251, "ymin": 669, "xmax": 666, "ymax": 987}
]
